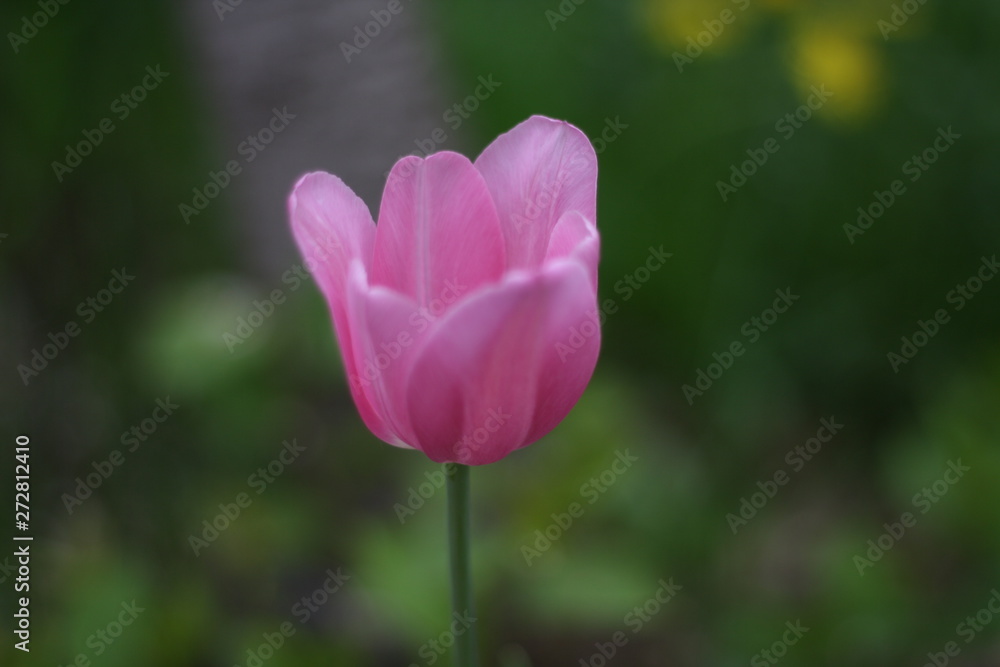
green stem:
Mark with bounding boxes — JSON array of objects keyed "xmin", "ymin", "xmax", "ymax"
[{"xmin": 447, "ymin": 464, "xmax": 480, "ymax": 667}]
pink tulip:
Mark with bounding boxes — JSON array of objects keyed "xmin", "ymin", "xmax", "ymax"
[{"xmin": 288, "ymin": 115, "xmax": 600, "ymax": 465}]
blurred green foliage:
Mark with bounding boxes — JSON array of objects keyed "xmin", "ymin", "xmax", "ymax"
[{"xmin": 1, "ymin": 0, "xmax": 999, "ymax": 665}]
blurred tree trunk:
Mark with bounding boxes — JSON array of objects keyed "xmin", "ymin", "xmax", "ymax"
[{"xmin": 181, "ymin": 0, "xmax": 447, "ymax": 274}]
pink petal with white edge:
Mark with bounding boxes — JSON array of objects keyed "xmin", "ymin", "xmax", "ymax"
[
  {"xmin": 371, "ymin": 152, "xmax": 505, "ymax": 310},
  {"xmin": 546, "ymin": 210, "xmax": 600, "ymax": 290},
  {"xmin": 288, "ymin": 173, "xmax": 393, "ymax": 441},
  {"xmin": 475, "ymin": 116, "xmax": 597, "ymax": 270},
  {"xmin": 403, "ymin": 259, "xmax": 600, "ymax": 464}
]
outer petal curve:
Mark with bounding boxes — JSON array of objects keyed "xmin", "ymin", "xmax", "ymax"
[
  {"xmin": 344, "ymin": 261, "xmax": 426, "ymax": 448},
  {"xmin": 403, "ymin": 259, "xmax": 600, "ymax": 464},
  {"xmin": 288, "ymin": 172, "xmax": 391, "ymax": 441},
  {"xmin": 475, "ymin": 115, "xmax": 597, "ymax": 270},
  {"xmin": 288, "ymin": 171, "xmax": 376, "ymax": 298}
]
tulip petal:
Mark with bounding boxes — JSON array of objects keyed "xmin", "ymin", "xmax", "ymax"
[
  {"xmin": 520, "ymin": 273, "xmax": 602, "ymax": 449},
  {"xmin": 372, "ymin": 152, "xmax": 505, "ymax": 310},
  {"xmin": 289, "ymin": 173, "xmax": 393, "ymax": 441},
  {"xmin": 546, "ymin": 210, "xmax": 600, "ymax": 290},
  {"xmin": 475, "ymin": 115, "xmax": 597, "ymax": 270},
  {"xmin": 288, "ymin": 171, "xmax": 376, "ymax": 301},
  {"xmin": 404, "ymin": 259, "xmax": 600, "ymax": 464},
  {"xmin": 344, "ymin": 261, "xmax": 428, "ymax": 448}
]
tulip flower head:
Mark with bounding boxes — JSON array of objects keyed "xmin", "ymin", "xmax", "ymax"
[{"xmin": 289, "ymin": 116, "xmax": 600, "ymax": 465}]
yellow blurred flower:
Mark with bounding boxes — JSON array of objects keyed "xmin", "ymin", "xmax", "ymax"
[
  {"xmin": 758, "ymin": 0, "xmax": 799, "ymax": 11},
  {"xmin": 790, "ymin": 22, "xmax": 885, "ymax": 123},
  {"xmin": 640, "ymin": 0, "xmax": 890, "ymax": 123},
  {"xmin": 642, "ymin": 0, "xmax": 753, "ymax": 55}
]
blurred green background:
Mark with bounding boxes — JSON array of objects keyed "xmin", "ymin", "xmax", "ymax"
[{"xmin": 2, "ymin": 0, "xmax": 999, "ymax": 665}]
